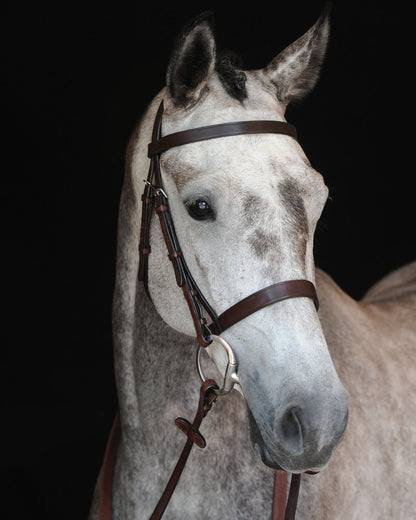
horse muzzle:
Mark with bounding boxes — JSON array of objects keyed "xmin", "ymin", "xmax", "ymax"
[{"xmin": 248, "ymin": 389, "xmax": 349, "ymax": 472}]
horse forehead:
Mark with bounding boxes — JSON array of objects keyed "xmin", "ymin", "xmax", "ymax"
[
  {"xmin": 162, "ymin": 71, "xmax": 285, "ymax": 131},
  {"xmin": 163, "ymin": 137, "xmax": 312, "ymax": 200},
  {"xmin": 162, "ymin": 131, "xmax": 289, "ymax": 178}
]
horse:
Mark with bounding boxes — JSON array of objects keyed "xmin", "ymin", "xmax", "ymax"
[{"xmin": 89, "ymin": 7, "xmax": 416, "ymax": 519}]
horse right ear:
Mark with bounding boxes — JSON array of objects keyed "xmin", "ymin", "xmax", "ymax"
[
  {"xmin": 166, "ymin": 12, "xmax": 216, "ymax": 107},
  {"xmin": 263, "ymin": 3, "xmax": 331, "ymax": 108}
]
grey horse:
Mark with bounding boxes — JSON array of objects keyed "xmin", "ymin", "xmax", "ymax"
[{"xmin": 90, "ymin": 7, "xmax": 416, "ymax": 519}]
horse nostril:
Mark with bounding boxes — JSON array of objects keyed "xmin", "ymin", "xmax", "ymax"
[{"xmin": 279, "ymin": 406, "xmax": 304, "ymax": 455}]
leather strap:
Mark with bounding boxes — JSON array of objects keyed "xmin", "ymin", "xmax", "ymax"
[
  {"xmin": 209, "ymin": 280, "xmax": 319, "ymax": 335},
  {"xmin": 148, "ymin": 119, "xmax": 297, "ymax": 156},
  {"xmin": 149, "ymin": 379, "xmax": 219, "ymax": 520},
  {"xmin": 139, "ymin": 101, "xmax": 220, "ymax": 346},
  {"xmin": 138, "ymin": 101, "xmax": 164, "ymax": 287},
  {"xmin": 272, "ymin": 472, "xmax": 302, "ymax": 520},
  {"xmin": 273, "ymin": 471, "xmax": 288, "ymax": 520},
  {"xmin": 98, "ymin": 414, "xmax": 301, "ymax": 520},
  {"xmin": 284, "ymin": 473, "xmax": 301, "ymax": 520}
]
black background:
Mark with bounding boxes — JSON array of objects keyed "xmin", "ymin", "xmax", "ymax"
[{"xmin": 3, "ymin": 1, "xmax": 415, "ymax": 518}]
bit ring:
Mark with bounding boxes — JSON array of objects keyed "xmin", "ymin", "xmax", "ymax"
[{"xmin": 196, "ymin": 334, "xmax": 240, "ymax": 396}]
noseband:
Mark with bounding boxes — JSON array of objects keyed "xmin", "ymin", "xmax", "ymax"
[{"xmin": 139, "ymin": 100, "xmax": 319, "ymax": 349}]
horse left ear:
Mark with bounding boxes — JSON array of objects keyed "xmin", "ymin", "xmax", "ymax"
[
  {"xmin": 166, "ymin": 12, "xmax": 216, "ymax": 107},
  {"xmin": 263, "ymin": 3, "xmax": 331, "ymax": 107}
]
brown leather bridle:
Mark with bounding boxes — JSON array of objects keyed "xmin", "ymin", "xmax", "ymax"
[
  {"xmin": 99, "ymin": 100, "xmax": 319, "ymax": 520},
  {"xmin": 139, "ymin": 100, "xmax": 318, "ymax": 345}
]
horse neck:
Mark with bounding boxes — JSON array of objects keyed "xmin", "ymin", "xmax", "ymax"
[
  {"xmin": 314, "ymin": 268, "xmax": 366, "ymax": 382},
  {"xmin": 112, "ymin": 94, "xmax": 201, "ymax": 442},
  {"xmin": 315, "ymin": 266, "xmax": 413, "ymax": 364},
  {"xmin": 114, "ymin": 280, "xmax": 198, "ymax": 434},
  {"xmin": 314, "ymin": 267, "xmax": 408, "ymax": 398}
]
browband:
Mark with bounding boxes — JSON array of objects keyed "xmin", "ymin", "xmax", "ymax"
[{"xmin": 148, "ymin": 119, "xmax": 297, "ymax": 156}]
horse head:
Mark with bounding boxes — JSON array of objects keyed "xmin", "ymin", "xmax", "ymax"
[{"xmin": 145, "ymin": 7, "xmax": 348, "ymax": 474}]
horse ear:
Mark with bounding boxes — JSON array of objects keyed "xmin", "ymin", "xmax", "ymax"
[
  {"xmin": 263, "ymin": 3, "xmax": 331, "ymax": 107},
  {"xmin": 166, "ymin": 12, "xmax": 216, "ymax": 107}
]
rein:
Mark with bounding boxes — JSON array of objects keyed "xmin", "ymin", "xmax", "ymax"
[{"xmin": 99, "ymin": 100, "xmax": 319, "ymax": 519}]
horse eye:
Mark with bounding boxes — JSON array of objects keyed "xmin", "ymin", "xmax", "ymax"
[{"xmin": 186, "ymin": 199, "xmax": 214, "ymax": 221}]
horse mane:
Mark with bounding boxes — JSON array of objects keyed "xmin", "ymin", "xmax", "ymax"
[{"xmin": 215, "ymin": 51, "xmax": 247, "ymax": 102}]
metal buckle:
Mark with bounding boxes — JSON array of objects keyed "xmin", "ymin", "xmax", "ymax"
[
  {"xmin": 143, "ymin": 180, "xmax": 168, "ymax": 199},
  {"xmin": 196, "ymin": 335, "xmax": 240, "ymax": 396}
]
